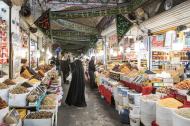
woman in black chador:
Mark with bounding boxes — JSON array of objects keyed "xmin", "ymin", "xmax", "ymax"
[{"xmin": 65, "ymin": 59, "xmax": 87, "ymax": 107}]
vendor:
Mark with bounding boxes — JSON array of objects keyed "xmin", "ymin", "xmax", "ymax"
[
  {"xmin": 20, "ymin": 59, "xmax": 38, "ymax": 79},
  {"xmin": 20, "ymin": 59, "xmax": 31, "ymax": 74}
]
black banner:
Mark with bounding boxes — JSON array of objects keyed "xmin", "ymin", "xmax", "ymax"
[{"xmin": 34, "ymin": 9, "xmax": 51, "ymax": 35}]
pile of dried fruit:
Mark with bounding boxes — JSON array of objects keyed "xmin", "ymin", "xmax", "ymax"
[
  {"xmin": 26, "ymin": 111, "xmax": 53, "ymax": 119},
  {"xmin": 3, "ymin": 79, "xmax": 16, "ymax": 85},
  {"xmin": 0, "ymin": 83, "xmax": 8, "ymax": 89},
  {"xmin": 0, "ymin": 97, "xmax": 8, "ymax": 109},
  {"xmin": 175, "ymin": 80, "xmax": 190, "ymax": 90},
  {"xmin": 10, "ymin": 86, "xmax": 29, "ymax": 94}
]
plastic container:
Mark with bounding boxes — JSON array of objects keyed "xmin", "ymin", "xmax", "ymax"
[
  {"xmin": 172, "ymin": 108, "xmax": 190, "ymax": 126},
  {"xmin": 130, "ymin": 114, "xmax": 140, "ymax": 126},
  {"xmin": 9, "ymin": 93, "xmax": 29, "ymax": 107},
  {"xmin": 128, "ymin": 91, "xmax": 142, "ymax": 106},
  {"xmin": 156, "ymin": 103, "xmax": 176, "ymax": 126},
  {"xmin": 140, "ymin": 95, "xmax": 158, "ymax": 126}
]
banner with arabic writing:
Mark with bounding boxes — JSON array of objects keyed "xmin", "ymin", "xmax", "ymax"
[{"xmin": 34, "ymin": 9, "xmax": 51, "ymax": 36}]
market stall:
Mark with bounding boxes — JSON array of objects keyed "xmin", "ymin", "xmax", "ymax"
[{"xmin": 0, "ymin": 64, "xmax": 63, "ymax": 126}]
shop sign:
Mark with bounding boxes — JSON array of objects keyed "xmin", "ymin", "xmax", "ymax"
[
  {"xmin": 152, "ymin": 35, "xmax": 164, "ymax": 47},
  {"xmin": 53, "ymin": 36, "xmax": 91, "ymax": 42},
  {"xmin": 165, "ymin": 30, "xmax": 176, "ymax": 47},
  {"xmin": 51, "ymin": 0, "xmax": 148, "ymax": 19},
  {"xmin": 52, "ymin": 30, "xmax": 91, "ymax": 37}
]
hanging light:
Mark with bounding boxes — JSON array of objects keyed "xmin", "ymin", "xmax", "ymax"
[{"xmin": 41, "ymin": 48, "xmax": 45, "ymax": 52}]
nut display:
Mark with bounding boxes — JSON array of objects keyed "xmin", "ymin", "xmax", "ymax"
[
  {"xmin": 10, "ymin": 86, "xmax": 29, "ymax": 94},
  {"xmin": 141, "ymin": 94, "xmax": 160, "ymax": 101},
  {"xmin": 42, "ymin": 94, "xmax": 56, "ymax": 106},
  {"xmin": 26, "ymin": 111, "xmax": 53, "ymax": 119},
  {"xmin": 175, "ymin": 80, "xmax": 190, "ymax": 90},
  {"xmin": 156, "ymin": 86, "xmax": 173, "ymax": 94},
  {"xmin": 0, "ymin": 97, "xmax": 8, "ymax": 109},
  {"xmin": 0, "ymin": 83, "xmax": 8, "ymax": 89},
  {"xmin": 158, "ymin": 98, "xmax": 183, "ymax": 108},
  {"xmin": 21, "ymin": 82, "xmax": 33, "ymax": 88},
  {"xmin": 3, "ymin": 79, "xmax": 16, "ymax": 85}
]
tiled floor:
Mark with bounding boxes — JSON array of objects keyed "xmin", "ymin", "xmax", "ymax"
[{"xmin": 58, "ymin": 84, "xmax": 129, "ymax": 126}]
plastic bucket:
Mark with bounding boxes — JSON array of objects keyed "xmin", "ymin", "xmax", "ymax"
[
  {"xmin": 173, "ymin": 108, "xmax": 190, "ymax": 126},
  {"xmin": 156, "ymin": 103, "xmax": 176, "ymax": 126},
  {"xmin": 128, "ymin": 91, "xmax": 142, "ymax": 106}
]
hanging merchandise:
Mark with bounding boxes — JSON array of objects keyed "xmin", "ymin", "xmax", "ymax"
[{"xmin": 116, "ymin": 14, "xmax": 133, "ymax": 43}]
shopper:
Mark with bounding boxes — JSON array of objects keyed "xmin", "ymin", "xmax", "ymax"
[
  {"xmin": 65, "ymin": 59, "xmax": 87, "ymax": 107},
  {"xmin": 88, "ymin": 56, "xmax": 96, "ymax": 89},
  {"xmin": 60, "ymin": 56, "xmax": 70, "ymax": 84}
]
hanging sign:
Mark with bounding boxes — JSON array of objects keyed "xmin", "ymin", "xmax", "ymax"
[
  {"xmin": 52, "ymin": 30, "xmax": 91, "ymax": 37},
  {"xmin": 51, "ymin": 0, "xmax": 148, "ymax": 19},
  {"xmin": 152, "ymin": 35, "xmax": 164, "ymax": 47},
  {"xmin": 34, "ymin": 9, "xmax": 51, "ymax": 35},
  {"xmin": 53, "ymin": 36, "xmax": 91, "ymax": 42},
  {"xmin": 116, "ymin": 14, "xmax": 132, "ymax": 43},
  {"xmin": 54, "ymin": 19, "xmax": 98, "ymax": 34}
]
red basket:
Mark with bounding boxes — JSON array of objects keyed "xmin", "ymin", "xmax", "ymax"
[
  {"xmin": 134, "ymin": 84, "xmax": 153, "ymax": 95},
  {"xmin": 142, "ymin": 86, "xmax": 153, "ymax": 95}
]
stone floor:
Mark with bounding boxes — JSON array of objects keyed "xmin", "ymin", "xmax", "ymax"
[{"xmin": 57, "ymin": 84, "xmax": 129, "ymax": 126}]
